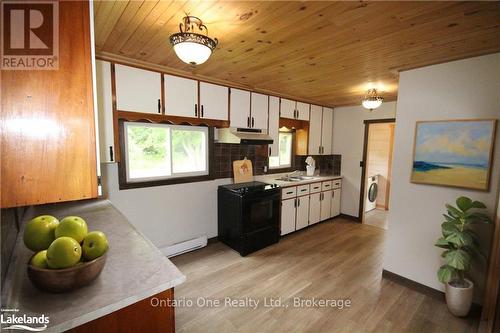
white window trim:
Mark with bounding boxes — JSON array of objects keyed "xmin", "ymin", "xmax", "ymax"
[
  {"xmin": 123, "ymin": 122, "xmax": 209, "ymax": 183},
  {"xmin": 269, "ymin": 131, "xmax": 292, "ymax": 169}
]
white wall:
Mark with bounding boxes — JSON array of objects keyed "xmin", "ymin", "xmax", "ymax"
[
  {"xmin": 384, "ymin": 53, "xmax": 500, "ymax": 301},
  {"xmin": 102, "ymin": 163, "xmax": 228, "ymax": 249},
  {"xmin": 333, "ymin": 102, "xmax": 397, "ymax": 217}
]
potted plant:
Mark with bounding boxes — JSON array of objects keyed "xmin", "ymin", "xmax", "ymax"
[{"xmin": 435, "ymin": 196, "xmax": 492, "ymax": 317}]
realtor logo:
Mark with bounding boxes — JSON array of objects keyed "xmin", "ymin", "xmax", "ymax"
[{"xmin": 1, "ymin": 1, "xmax": 59, "ymax": 70}]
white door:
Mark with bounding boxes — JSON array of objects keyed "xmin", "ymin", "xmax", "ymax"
[
  {"xmin": 295, "ymin": 196, "xmax": 310, "ymax": 230},
  {"xmin": 309, "ymin": 192, "xmax": 321, "ymax": 225},
  {"xmin": 199, "ymin": 82, "xmax": 228, "ymax": 121},
  {"xmin": 280, "ymin": 98, "xmax": 295, "ymax": 119},
  {"xmin": 331, "ymin": 189, "xmax": 341, "ymax": 217},
  {"xmin": 281, "ymin": 199, "xmax": 296, "ymax": 235},
  {"xmin": 268, "ymin": 96, "xmax": 280, "ymax": 158},
  {"xmin": 230, "ymin": 88, "xmax": 251, "ymax": 128},
  {"xmin": 164, "ymin": 74, "xmax": 198, "ymax": 118},
  {"xmin": 95, "ymin": 60, "xmax": 115, "ymax": 163},
  {"xmin": 296, "ymin": 102, "xmax": 310, "ymax": 121},
  {"xmin": 308, "ymin": 104, "xmax": 322, "ymax": 155},
  {"xmin": 321, "ymin": 107, "xmax": 334, "ymax": 154},
  {"xmin": 250, "ymin": 92, "xmax": 268, "ymax": 130},
  {"xmin": 320, "ymin": 190, "xmax": 333, "ymax": 221},
  {"xmin": 115, "ymin": 64, "xmax": 162, "ymax": 114}
]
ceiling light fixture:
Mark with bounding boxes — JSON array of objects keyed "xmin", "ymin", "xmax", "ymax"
[
  {"xmin": 169, "ymin": 15, "xmax": 218, "ymax": 66},
  {"xmin": 362, "ymin": 89, "xmax": 384, "ymax": 111}
]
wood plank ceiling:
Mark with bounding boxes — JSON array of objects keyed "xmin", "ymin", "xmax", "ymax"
[{"xmin": 94, "ymin": 1, "xmax": 500, "ymax": 107}]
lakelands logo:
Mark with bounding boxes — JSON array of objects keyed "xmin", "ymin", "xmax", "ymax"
[
  {"xmin": 1, "ymin": 1, "xmax": 59, "ymax": 70},
  {"xmin": 1, "ymin": 309, "xmax": 49, "ymax": 331}
]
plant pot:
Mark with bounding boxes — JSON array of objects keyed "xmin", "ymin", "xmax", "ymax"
[{"xmin": 445, "ymin": 278, "xmax": 473, "ymax": 317}]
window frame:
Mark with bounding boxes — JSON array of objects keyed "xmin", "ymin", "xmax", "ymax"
[
  {"xmin": 118, "ymin": 120, "xmax": 214, "ymax": 190},
  {"xmin": 269, "ymin": 131, "xmax": 293, "ymax": 169}
]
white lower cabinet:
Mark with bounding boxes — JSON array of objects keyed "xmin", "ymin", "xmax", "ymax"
[
  {"xmin": 320, "ymin": 190, "xmax": 333, "ymax": 221},
  {"xmin": 309, "ymin": 192, "xmax": 321, "ymax": 225},
  {"xmin": 331, "ymin": 188, "xmax": 341, "ymax": 217},
  {"xmin": 295, "ymin": 196, "xmax": 310, "ymax": 230},
  {"xmin": 281, "ymin": 198, "xmax": 296, "ymax": 236}
]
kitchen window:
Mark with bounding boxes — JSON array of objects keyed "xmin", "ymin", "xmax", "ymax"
[
  {"xmin": 269, "ymin": 131, "xmax": 293, "ymax": 169},
  {"xmin": 122, "ymin": 122, "xmax": 210, "ymax": 185}
]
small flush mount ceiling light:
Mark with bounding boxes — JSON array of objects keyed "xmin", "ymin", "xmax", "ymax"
[
  {"xmin": 362, "ymin": 88, "xmax": 384, "ymax": 111},
  {"xmin": 169, "ymin": 15, "xmax": 218, "ymax": 66}
]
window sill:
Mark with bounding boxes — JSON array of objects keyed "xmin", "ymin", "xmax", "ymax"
[{"xmin": 118, "ymin": 174, "xmax": 214, "ymax": 190}]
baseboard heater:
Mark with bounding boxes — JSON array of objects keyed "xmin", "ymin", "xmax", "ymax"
[{"xmin": 160, "ymin": 235, "xmax": 208, "ymax": 258}]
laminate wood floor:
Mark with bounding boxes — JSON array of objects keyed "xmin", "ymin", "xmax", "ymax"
[{"xmin": 171, "ymin": 218, "xmax": 478, "ymax": 333}]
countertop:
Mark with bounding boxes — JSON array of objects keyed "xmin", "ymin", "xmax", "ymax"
[
  {"xmin": 1, "ymin": 199, "xmax": 186, "ymax": 333},
  {"xmin": 255, "ymin": 173, "xmax": 342, "ymax": 188}
]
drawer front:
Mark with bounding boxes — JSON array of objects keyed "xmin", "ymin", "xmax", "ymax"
[
  {"xmin": 332, "ymin": 179, "xmax": 342, "ymax": 189},
  {"xmin": 297, "ymin": 184, "xmax": 310, "ymax": 196},
  {"xmin": 282, "ymin": 187, "xmax": 297, "ymax": 200},
  {"xmin": 310, "ymin": 182, "xmax": 322, "ymax": 193},
  {"xmin": 322, "ymin": 181, "xmax": 333, "ymax": 191}
]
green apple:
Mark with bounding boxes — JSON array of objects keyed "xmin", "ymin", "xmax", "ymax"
[
  {"xmin": 30, "ymin": 250, "xmax": 49, "ymax": 269},
  {"xmin": 82, "ymin": 231, "xmax": 109, "ymax": 261},
  {"xmin": 46, "ymin": 237, "xmax": 82, "ymax": 269},
  {"xmin": 55, "ymin": 216, "xmax": 88, "ymax": 243},
  {"xmin": 23, "ymin": 215, "xmax": 59, "ymax": 252}
]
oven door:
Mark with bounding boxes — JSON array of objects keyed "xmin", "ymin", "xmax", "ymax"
[{"xmin": 241, "ymin": 191, "xmax": 280, "ymax": 233}]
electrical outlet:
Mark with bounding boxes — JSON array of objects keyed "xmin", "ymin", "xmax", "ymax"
[{"xmin": 263, "ymin": 165, "xmax": 268, "ymax": 173}]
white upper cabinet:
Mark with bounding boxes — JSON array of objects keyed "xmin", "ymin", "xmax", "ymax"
[
  {"xmin": 115, "ymin": 64, "xmax": 162, "ymax": 114},
  {"xmin": 296, "ymin": 102, "xmax": 310, "ymax": 121},
  {"xmin": 308, "ymin": 104, "xmax": 322, "ymax": 155},
  {"xmin": 230, "ymin": 88, "xmax": 251, "ymax": 128},
  {"xmin": 280, "ymin": 98, "xmax": 295, "ymax": 119},
  {"xmin": 199, "ymin": 82, "xmax": 228, "ymax": 121},
  {"xmin": 96, "ymin": 60, "xmax": 114, "ymax": 163},
  {"xmin": 250, "ymin": 92, "xmax": 268, "ymax": 130},
  {"xmin": 164, "ymin": 74, "xmax": 198, "ymax": 118},
  {"xmin": 321, "ymin": 107, "xmax": 334, "ymax": 155},
  {"xmin": 268, "ymin": 96, "xmax": 280, "ymax": 157}
]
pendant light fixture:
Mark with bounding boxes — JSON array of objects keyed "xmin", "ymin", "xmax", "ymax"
[
  {"xmin": 362, "ymin": 89, "xmax": 384, "ymax": 111},
  {"xmin": 169, "ymin": 15, "xmax": 218, "ymax": 66}
]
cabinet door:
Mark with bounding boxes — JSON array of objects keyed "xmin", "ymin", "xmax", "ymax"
[
  {"xmin": 115, "ymin": 64, "xmax": 162, "ymax": 114},
  {"xmin": 321, "ymin": 107, "xmax": 334, "ymax": 154},
  {"xmin": 281, "ymin": 199, "xmax": 296, "ymax": 235},
  {"xmin": 296, "ymin": 102, "xmax": 310, "ymax": 121},
  {"xmin": 331, "ymin": 189, "xmax": 341, "ymax": 217},
  {"xmin": 230, "ymin": 88, "xmax": 251, "ymax": 128},
  {"xmin": 96, "ymin": 60, "xmax": 115, "ymax": 163},
  {"xmin": 308, "ymin": 104, "xmax": 322, "ymax": 155},
  {"xmin": 268, "ymin": 96, "xmax": 280, "ymax": 157},
  {"xmin": 320, "ymin": 191, "xmax": 333, "ymax": 221},
  {"xmin": 280, "ymin": 98, "xmax": 296, "ymax": 119},
  {"xmin": 309, "ymin": 193, "xmax": 321, "ymax": 225},
  {"xmin": 250, "ymin": 93, "xmax": 268, "ymax": 130},
  {"xmin": 164, "ymin": 75, "xmax": 198, "ymax": 118},
  {"xmin": 296, "ymin": 196, "xmax": 310, "ymax": 230},
  {"xmin": 199, "ymin": 82, "xmax": 228, "ymax": 121}
]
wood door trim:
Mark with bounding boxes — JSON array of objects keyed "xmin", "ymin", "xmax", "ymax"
[
  {"xmin": 359, "ymin": 118, "xmax": 396, "ymax": 221},
  {"xmin": 385, "ymin": 123, "xmax": 395, "ymax": 210}
]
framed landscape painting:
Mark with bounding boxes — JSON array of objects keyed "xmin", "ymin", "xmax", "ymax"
[{"xmin": 411, "ymin": 119, "xmax": 497, "ymax": 190}]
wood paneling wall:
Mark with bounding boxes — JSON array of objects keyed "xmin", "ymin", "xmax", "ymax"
[{"xmin": 1, "ymin": 1, "xmax": 97, "ymax": 208}]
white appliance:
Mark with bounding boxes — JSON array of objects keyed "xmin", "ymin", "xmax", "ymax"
[{"xmin": 365, "ymin": 175, "xmax": 379, "ymax": 212}]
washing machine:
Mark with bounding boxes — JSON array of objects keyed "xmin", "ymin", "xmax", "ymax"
[{"xmin": 365, "ymin": 175, "xmax": 379, "ymax": 212}]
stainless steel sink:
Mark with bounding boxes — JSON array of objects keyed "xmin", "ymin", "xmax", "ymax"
[{"xmin": 275, "ymin": 175, "xmax": 315, "ymax": 182}]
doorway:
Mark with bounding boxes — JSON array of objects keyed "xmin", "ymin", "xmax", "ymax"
[{"xmin": 359, "ymin": 118, "xmax": 396, "ymax": 229}]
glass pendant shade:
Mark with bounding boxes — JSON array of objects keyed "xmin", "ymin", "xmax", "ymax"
[
  {"xmin": 173, "ymin": 41, "xmax": 212, "ymax": 65},
  {"xmin": 362, "ymin": 89, "xmax": 384, "ymax": 110}
]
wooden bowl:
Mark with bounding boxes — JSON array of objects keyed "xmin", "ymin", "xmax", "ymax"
[{"xmin": 27, "ymin": 253, "xmax": 107, "ymax": 293}]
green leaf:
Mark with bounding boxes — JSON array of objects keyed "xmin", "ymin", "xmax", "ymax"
[
  {"xmin": 471, "ymin": 201, "xmax": 486, "ymax": 209},
  {"xmin": 435, "ymin": 237, "xmax": 451, "ymax": 249},
  {"xmin": 445, "ymin": 249, "xmax": 470, "ymax": 271},
  {"xmin": 445, "ymin": 231, "xmax": 474, "ymax": 247},
  {"xmin": 441, "ymin": 222, "xmax": 459, "ymax": 236},
  {"xmin": 456, "ymin": 197, "xmax": 473, "ymax": 212},
  {"xmin": 446, "ymin": 204, "xmax": 464, "ymax": 218},
  {"xmin": 443, "ymin": 214, "xmax": 459, "ymax": 224},
  {"xmin": 441, "ymin": 249, "xmax": 451, "ymax": 258},
  {"xmin": 468, "ymin": 212, "xmax": 492, "ymax": 224},
  {"xmin": 437, "ymin": 265, "xmax": 455, "ymax": 284}
]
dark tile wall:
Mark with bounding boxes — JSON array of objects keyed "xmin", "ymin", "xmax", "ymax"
[{"xmin": 212, "ymin": 143, "xmax": 341, "ymax": 179}]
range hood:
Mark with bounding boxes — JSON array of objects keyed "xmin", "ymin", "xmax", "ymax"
[{"xmin": 216, "ymin": 127, "xmax": 273, "ymax": 145}]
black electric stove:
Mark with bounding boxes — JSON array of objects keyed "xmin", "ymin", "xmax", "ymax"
[{"xmin": 218, "ymin": 181, "xmax": 281, "ymax": 256}]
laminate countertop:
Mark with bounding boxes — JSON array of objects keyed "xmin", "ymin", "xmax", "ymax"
[{"xmin": 1, "ymin": 199, "xmax": 185, "ymax": 333}]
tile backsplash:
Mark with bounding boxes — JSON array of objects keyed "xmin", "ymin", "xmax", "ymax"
[{"xmin": 213, "ymin": 143, "xmax": 341, "ymax": 179}]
